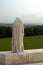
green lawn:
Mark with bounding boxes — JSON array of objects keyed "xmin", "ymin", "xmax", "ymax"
[
  {"xmin": 24, "ymin": 35, "xmax": 43, "ymax": 49},
  {"xmin": 0, "ymin": 38, "xmax": 11, "ymax": 51},
  {"xmin": 0, "ymin": 35, "xmax": 43, "ymax": 51}
]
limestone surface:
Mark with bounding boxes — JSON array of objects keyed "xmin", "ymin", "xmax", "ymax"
[
  {"xmin": 22, "ymin": 62, "xmax": 43, "ymax": 65},
  {"xmin": 12, "ymin": 18, "xmax": 24, "ymax": 53},
  {"xmin": 0, "ymin": 49, "xmax": 43, "ymax": 65}
]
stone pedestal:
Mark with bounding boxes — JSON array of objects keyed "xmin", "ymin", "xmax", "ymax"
[
  {"xmin": 0, "ymin": 49, "xmax": 43, "ymax": 65},
  {"xmin": 0, "ymin": 54, "xmax": 5, "ymax": 65}
]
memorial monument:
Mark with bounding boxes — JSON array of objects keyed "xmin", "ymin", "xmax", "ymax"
[
  {"xmin": 0, "ymin": 18, "xmax": 43, "ymax": 65},
  {"xmin": 12, "ymin": 18, "xmax": 24, "ymax": 53}
]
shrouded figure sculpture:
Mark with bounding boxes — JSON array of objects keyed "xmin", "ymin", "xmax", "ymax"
[{"xmin": 12, "ymin": 18, "xmax": 24, "ymax": 53}]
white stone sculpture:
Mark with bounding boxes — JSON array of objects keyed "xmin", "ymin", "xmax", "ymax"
[{"xmin": 12, "ymin": 18, "xmax": 24, "ymax": 53}]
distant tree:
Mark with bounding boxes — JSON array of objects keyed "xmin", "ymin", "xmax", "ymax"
[
  {"xmin": 4, "ymin": 27, "xmax": 12, "ymax": 37},
  {"xmin": 24, "ymin": 25, "xmax": 43, "ymax": 37},
  {"xmin": 0, "ymin": 27, "xmax": 3, "ymax": 38},
  {"xmin": 0, "ymin": 26, "xmax": 12, "ymax": 38}
]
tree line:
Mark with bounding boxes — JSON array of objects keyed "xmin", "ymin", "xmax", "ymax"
[
  {"xmin": 0, "ymin": 25, "xmax": 43, "ymax": 38},
  {"xmin": 0, "ymin": 26, "xmax": 12, "ymax": 38},
  {"xmin": 24, "ymin": 25, "xmax": 43, "ymax": 36}
]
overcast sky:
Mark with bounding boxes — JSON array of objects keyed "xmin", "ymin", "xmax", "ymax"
[{"xmin": 0, "ymin": 0, "xmax": 43, "ymax": 24}]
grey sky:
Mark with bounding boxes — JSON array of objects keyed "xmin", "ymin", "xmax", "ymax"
[{"xmin": 0, "ymin": 0, "xmax": 43, "ymax": 24}]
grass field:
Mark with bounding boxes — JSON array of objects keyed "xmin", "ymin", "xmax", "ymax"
[
  {"xmin": 24, "ymin": 35, "xmax": 43, "ymax": 49},
  {"xmin": 0, "ymin": 35, "xmax": 43, "ymax": 51}
]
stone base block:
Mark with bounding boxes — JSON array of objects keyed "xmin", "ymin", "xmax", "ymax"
[
  {"xmin": 0, "ymin": 54, "xmax": 5, "ymax": 65},
  {"xmin": 0, "ymin": 49, "xmax": 43, "ymax": 65},
  {"xmin": 26, "ymin": 49, "xmax": 43, "ymax": 63},
  {"xmin": 5, "ymin": 52, "xmax": 26, "ymax": 65}
]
